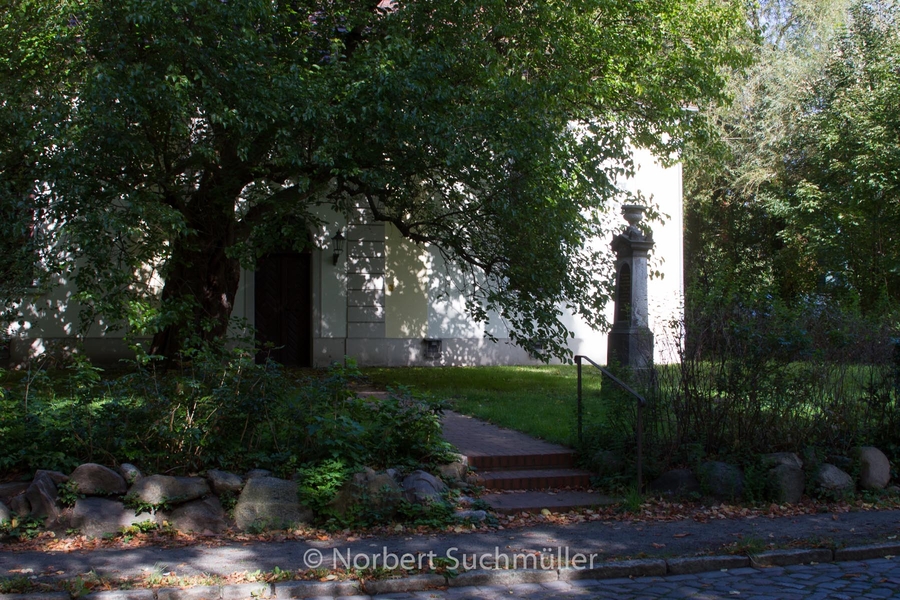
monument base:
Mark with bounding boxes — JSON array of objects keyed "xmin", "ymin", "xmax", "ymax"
[{"xmin": 607, "ymin": 324, "xmax": 654, "ymax": 370}]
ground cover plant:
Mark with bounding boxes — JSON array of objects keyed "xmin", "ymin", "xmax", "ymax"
[{"xmin": 0, "ymin": 343, "xmax": 452, "ymax": 480}]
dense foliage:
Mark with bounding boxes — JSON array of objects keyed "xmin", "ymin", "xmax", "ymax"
[
  {"xmin": 585, "ymin": 302, "xmax": 900, "ymax": 493},
  {"xmin": 685, "ymin": 0, "xmax": 900, "ymax": 313},
  {"xmin": 0, "ymin": 352, "xmax": 451, "ymax": 477},
  {"xmin": 0, "ymin": 0, "xmax": 748, "ymax": 360}
]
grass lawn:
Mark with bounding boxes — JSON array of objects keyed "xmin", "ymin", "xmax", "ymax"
[{"xmin": 362, "ymin": 365, "xmax": 608, "ymax": 446}]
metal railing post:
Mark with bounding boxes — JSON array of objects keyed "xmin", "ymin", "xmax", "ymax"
[
  {"xmin": 574, "ymin": 355, "xmax": 646, "ymax": 493},
  {"xmin": 576, "ymin": 355, "xmax": 583, "ymax": 444},
  {"xmin": 637, "ymin": 399, "xmax": 643, "ymax": 492}
]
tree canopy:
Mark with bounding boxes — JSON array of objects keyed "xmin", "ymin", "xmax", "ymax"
[
  {"xmin": 684, "ymin": 0, "xmax": 900, "ymax": 314},
  {"xmin": 2, "ymin": 0, "xmax": 748, "ymax": 360}
]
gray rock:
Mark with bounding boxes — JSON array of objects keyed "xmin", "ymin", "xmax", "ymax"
[
  {"xmin": 401, "ymin": 470, "xmax": 448, "ymax": 505},
  {"xmin": 385, "ymin": 468, "xmax": 401, "ymax": 481},
  {"xmin": 465, "ymin": 473, "xmax": 484, "ymax": 486},
  {"xmin": 761, "ymin": 452, "xmax": 803, "ymax": 470},
  {"xmin": 767, "ymin": 464, "xmax": 805, "ymax": 504},
  {"xmin": 233, "ymin": 476, "xmax": 312, "ymax": 531},
  {"xmin": 206, "ymin": 469, "xmax": 244, "ymax": 495},
  {"xmin": 0, "ymin": 500, "xmax": 10, "ymax": 522},
  {"xmin": 455, "ymin": 509, "xmax": 487, "ymax": 522},
  {"xmin": 887, "ymin": 485, "xmax": 900, "ymax": 496},
  {"xmin": 815, "ymin": 463, "xmax": 855, "ymax": 497},
  {"xmin": 24, "ymin": 471, "xmax": 61, "ymax": 522},
  {"xmin": 649, "ymin": 469, "xmax": 701, "ymax": 497},
  {"xmin": 698, "ymin": 461, "xmax": 744, "ymax": 501},
  {"xmin": 448, "ymin": 453, "xmax": 469, "ymax": 467},
  {"xmin": 70, "ymin": 463, "xmax": 128, "ymax": 496},
  {"xmin": 126, "ymin": 475, "xmax": 210, "ymax": 507},
  {"xmin": 364, "ymin": 473, "xmax": 403, "ymax": 512},
  {"xmin": 35, "ymin": 470, "xmax": 69, "ymax": 485},
  {"xmin": 856, "ymin": 446, "xmax": 891, "ymax": 490},
  {"xmin": 119, "ymin": 463, "xmax": 143, "ymax": 485},
  {"xmin": 0, "ymin": 481, "xmax": 29, "ymax": 504},
  {"xmin": 245, "ymin": 469, "xmax": 272, "ymax": 480},
  {"xmin": 71, "ymin": 497, "xmax": 157, "ymax": 538},
  {"xmin": 163, "ymin": 496, "xmax": 226, "ymax": 534},
  {"xmin": 331, "ymin": 469, "xmax": 403, "ymax": 519},
  {"xmin": 438, "ymin": 462, "xmax": 467, "ymax": 482},
  {"xmin": 9, "ymin": 493, "xmax": 29, "ymax": 516}
]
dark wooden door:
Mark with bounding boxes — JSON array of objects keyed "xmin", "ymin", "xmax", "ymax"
[{"xmin": 254, "ymin": 251, "xmax": 312, "ymax": 366}]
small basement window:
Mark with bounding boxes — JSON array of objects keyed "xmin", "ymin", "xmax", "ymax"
[{"xmin": 423, "ymin": 338, "xmax": 442, "ymax": 360}]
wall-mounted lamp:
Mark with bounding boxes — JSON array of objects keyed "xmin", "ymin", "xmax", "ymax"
[{"xmin": 331, "ymin": 230, "xmax": 345, "ymax": 265}]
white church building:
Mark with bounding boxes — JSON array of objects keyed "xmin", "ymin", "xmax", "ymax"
[{"xmin": 4, "ymin": 148, "xmax": 683, "ymax": 368}]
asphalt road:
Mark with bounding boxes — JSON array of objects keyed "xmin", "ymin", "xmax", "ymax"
[{"xmin": 3, "ymin": 508, "xmax": 899, "ymax": 580}]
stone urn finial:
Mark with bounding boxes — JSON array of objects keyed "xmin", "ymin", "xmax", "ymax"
[{"xmin": 622, "ymin": 204, "xmax": 647, "ymax": 227}]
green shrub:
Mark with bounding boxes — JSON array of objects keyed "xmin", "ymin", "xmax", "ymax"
[
  {"xmin": 584, "ymin": 296, "xmax": 900, "ymax": 486},
  {"xmin": 296, "ymin": 459, "xmax": 351, "ymax": 515},
  {"xmin": 0, "ymin": 342, "xmax": 454, "ymax": 478}
]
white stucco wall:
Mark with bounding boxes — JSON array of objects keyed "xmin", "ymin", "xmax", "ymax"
[
  {"xmin": 6, "ymin": 150, "xmax": 683, "ymax": 368},
  {"xmin": 364, "ymin": 148, "xmax": 685, "ymax": 367}
]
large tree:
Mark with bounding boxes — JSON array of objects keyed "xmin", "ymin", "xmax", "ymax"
[
  {"xmin": 684, "ymin": 0, "xmax": 900, "ymax": 314},
  {"xmin": 779, "ymin": 1, "xmax": 900, "ymax": 310},
  {"xmin": 2, "ymin": 0, "xmax": 747, "ymax": 360},
  {"xmin": 683, "ymin": 0, "xmax": 853, "ymax": 305}
]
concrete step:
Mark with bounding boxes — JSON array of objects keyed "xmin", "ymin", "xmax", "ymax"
[
  {"xmin": 467, "ymin": 451, "xmax": 576, "ymax": 471},
  {"xmin": 480, "ymin": 490, "xmax": 618, "ymax": 514},
  {"xmin": 474, "ymin": 467, "xmax": 593, "ymax": 491}
]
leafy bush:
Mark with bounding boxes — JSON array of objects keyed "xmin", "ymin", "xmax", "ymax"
[
  {"xmin": 296, "ymin": 459, "xmax": 351, "ymax": 515},
  {"xmin": 585, "ymin": 295, "xmax": 900, "ymax": 488},
  {"xmin": 0, "ymin": 342, "xmax": 453, "ymax": 476}
]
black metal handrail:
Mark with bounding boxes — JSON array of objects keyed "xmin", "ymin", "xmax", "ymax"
[{"xmin": 575, "ymin": 354, "xmax": 647, "ymax": 491}]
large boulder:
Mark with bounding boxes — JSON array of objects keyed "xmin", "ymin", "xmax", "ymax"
[
  {"xmin": 163, "ymin": 497, "xmax": 226, "ymax": 534},
  {"xmin": 118, "ymin": 464, "xmax": 143, "ymax": 486},
  {"xmin": 761, "ymin": 452, "xmax": 803, "ymax": 470},
  {"xmin": 767, "ymin": 464, "xmax": 805, "ymax": 504},
  {"xmin": 69, "ymin": 463, "xmax": 128, "ymax": 496},
  {"xmin": 401, "ymin": 471, "xmax": 447, "ymax": 505},
  {"xmin": 649, "ymin": 469, "xmax": 701, "ymax": 498},
  {"xmin": 34, "ymin": 470, "xmax": 69, "ymax": 485},
  {"xmin": 855, "ymin": 447, "xmax": 891, "ymax": 490},
  {"xmin": 233, "ymin": 476, "xmax": 312, "ymax": 531},
  {"xmin": 206, "ymin": 469, "xmax": 244, "ymax": 495},
  {"xmin": 70, "ymin": 497, "xmax": 157, "ymax": 538},
  {"xmin": 815, "ymin": 464, "xmax": 854, "ymax": 497},
  {"xmin": 0, "ymin": 482, "xmax": 29, "ymax": 504},
  {"xmin": 0, "ymin": 500, "xmax": 10, "ymax": 522},
  {"xmin": 24, "ymin": 471, "xmax": 61, "ymax": 523},
  {"xmin": 438, "ymin": 462, "xmax": 468, "ymax": 484},
  {"xmin": 9, "ymin": 494, "xmax": 29, "ymax": 516},
  {"xmin": 698, "ymin": 461, "xmax": 744, "ymax": 501},
  {"xmin": 330, "ymin": 469, "xmax": 403, "ymax": 519},
  {"xmin": 126, "ymin": 475, "xmax": 210, "ymax": 507}
]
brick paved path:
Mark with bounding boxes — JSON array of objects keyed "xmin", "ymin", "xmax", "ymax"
[
  {"xmin": 441, "ymin": 411, "xmax": 576, "ymax": 466},
  {"xmin": 368, "ymin": 558, "xmax": 900, "ymax": 599}
]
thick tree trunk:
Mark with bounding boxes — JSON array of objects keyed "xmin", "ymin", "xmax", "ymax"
[{"xmin": 149, "ymin": 213, "xmax": 242, "ymax": 362}]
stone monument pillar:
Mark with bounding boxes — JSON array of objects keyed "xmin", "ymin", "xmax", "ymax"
[{"xmin": 607, "ymin": 205, "xmax": 654, "ymax": 369}]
